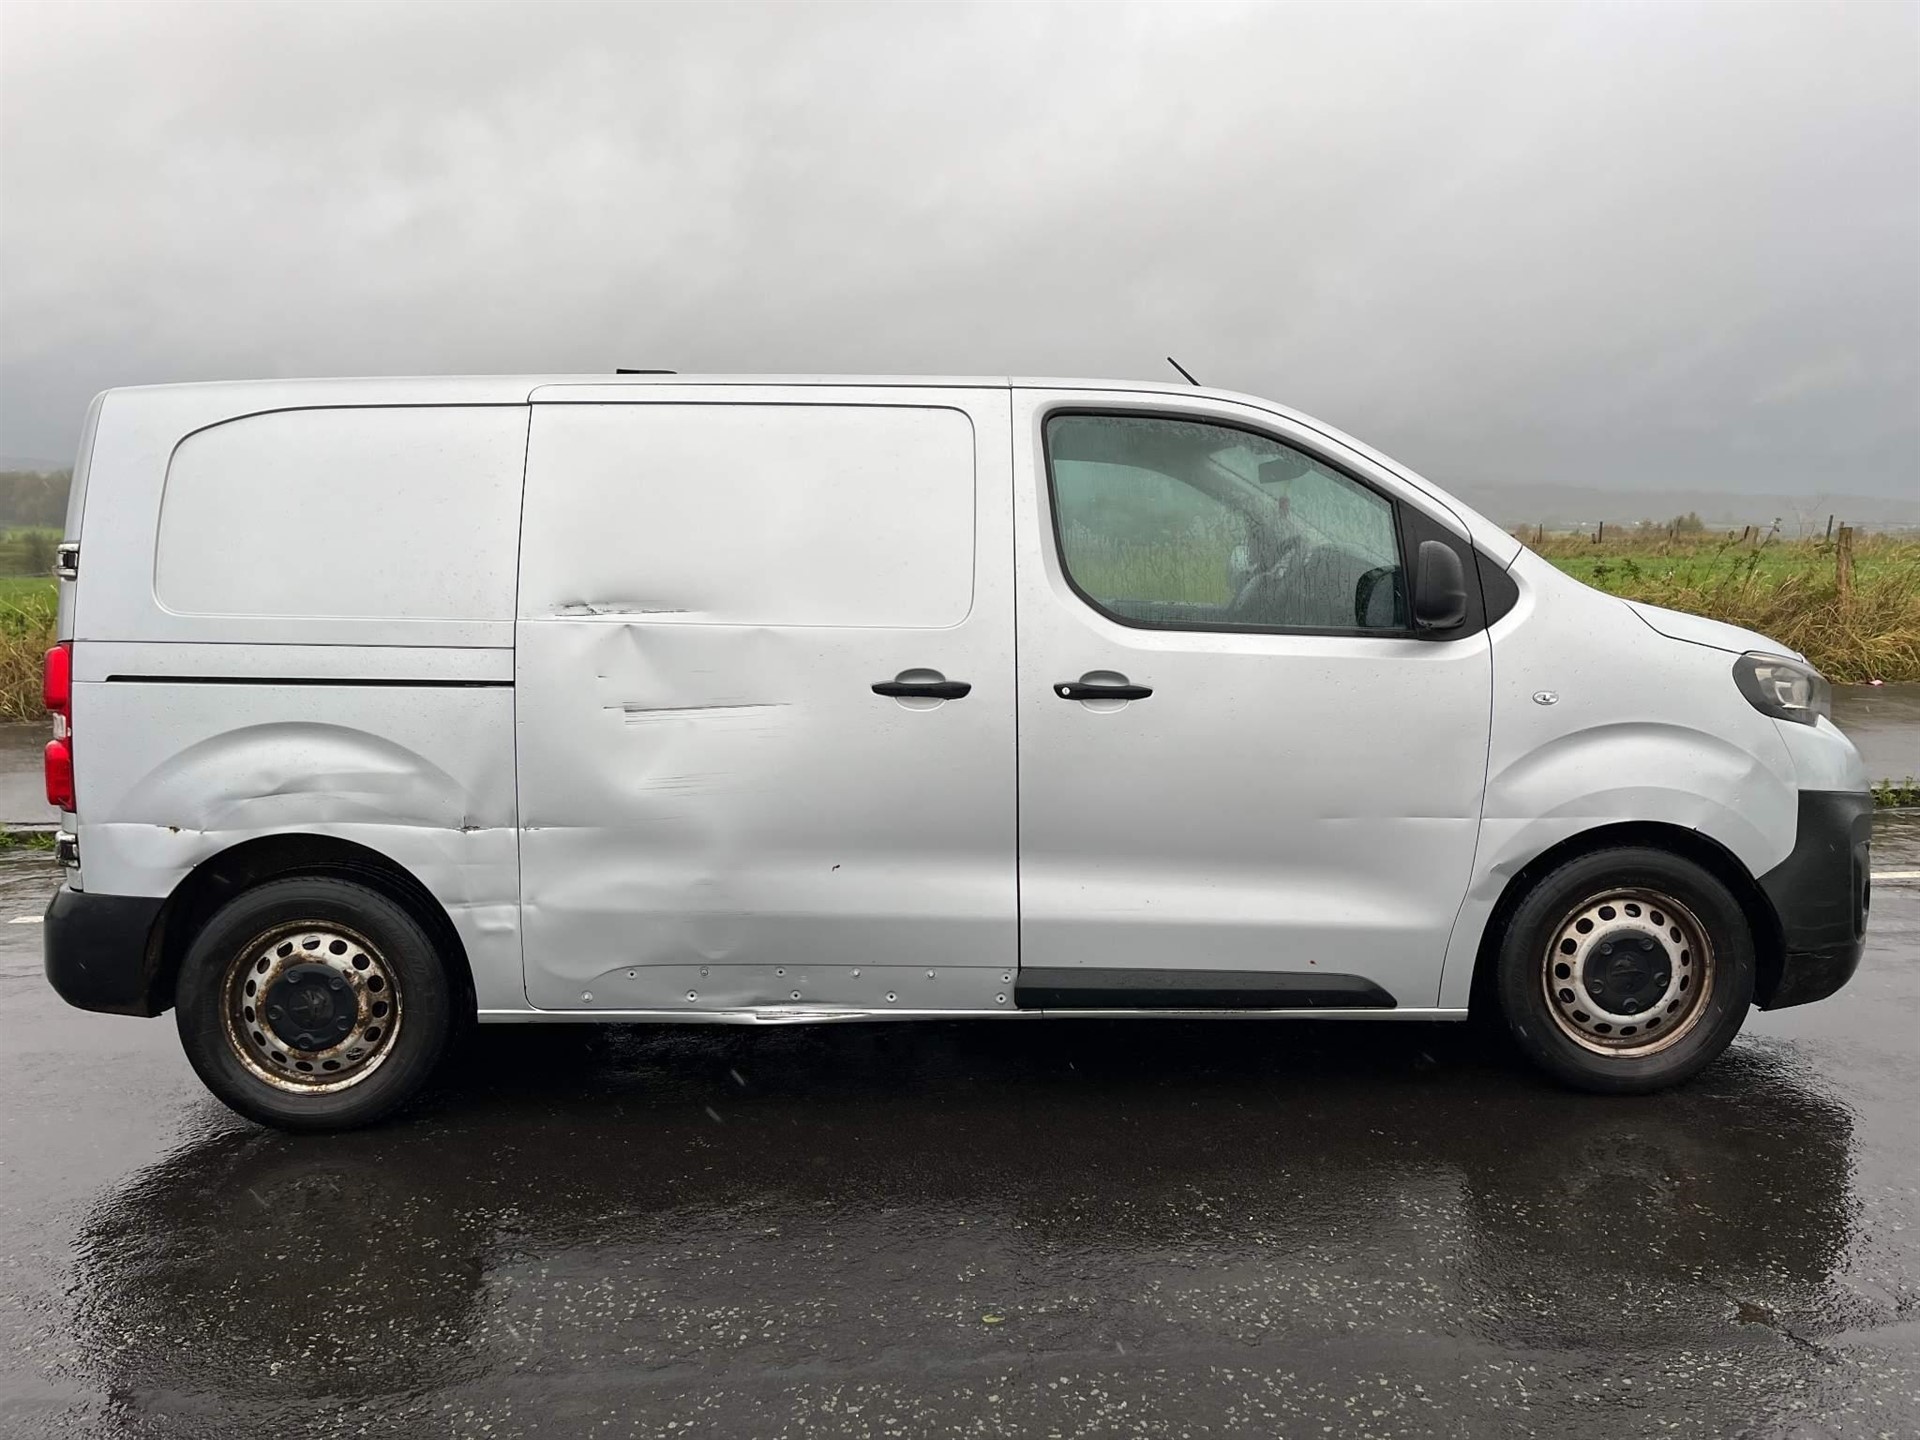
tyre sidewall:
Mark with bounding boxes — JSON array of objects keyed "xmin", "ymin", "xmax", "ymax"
[
  {"xmin": 175, "ymin": 878, "xmax": 452, "ymax": 1131},
  {"xmin": 1498, "ymin": 848, "xmax": 1755, "ymax": 1094}
]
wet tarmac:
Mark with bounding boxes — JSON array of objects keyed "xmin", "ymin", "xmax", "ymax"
[
  {"xmin": 1, "ymin": 820, "xmax": 1916, "ymax": 1437},
  {"xmin": 1831, "ymin": 683, "xmax": 1920, "ymax": 782},
  {"xmin": 0, "ymin": 722, "xmax": 56, "ymax": 827}
]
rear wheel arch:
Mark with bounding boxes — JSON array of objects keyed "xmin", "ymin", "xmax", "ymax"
[
  {"xmin": 144, "ymin": 835, "xmax": 475, "ymax": 1022},
  {"xmin": 1468, "ymin": 821, "xmax": 1784, "ymax": 1018}
]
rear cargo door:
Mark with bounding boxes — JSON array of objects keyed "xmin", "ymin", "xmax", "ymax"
[{"xmin": 514, "ymin": 384, "xmax": 1017, "ymax": 1013}]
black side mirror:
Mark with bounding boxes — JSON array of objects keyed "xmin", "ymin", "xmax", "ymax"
[{"xmin": 1412, "ymin": 540, "xmax": 1468, "ymax": 631}]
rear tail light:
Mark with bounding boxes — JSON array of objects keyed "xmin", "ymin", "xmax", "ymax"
[
  {"xmin": 43, "ymin": 641, "xmax": 70, "ymax": 720},
  {"xmin": 45, "ymin": 739, "xmax": 74, "ymax": 811},
  {"xmin": 44, "ymin": 643, "xmax": 73, "ymax": 810}
]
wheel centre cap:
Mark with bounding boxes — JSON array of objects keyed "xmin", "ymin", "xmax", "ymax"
[
  {"xmin": 1583, "ymin": 928, "xmax": 1670, "ymax": 1015},
  {"xmin": 263, "ymin": 963, "xmax": 356, "ymax": 1051}
]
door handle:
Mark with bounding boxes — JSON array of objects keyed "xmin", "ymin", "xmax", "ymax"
[
  {"xmin": 1055, "ymin": 680, "xmax": 1152, "ymax": 701},
  {"xmin": 873, "ymin": 679, "xmax": 972, "ymax": 700}
]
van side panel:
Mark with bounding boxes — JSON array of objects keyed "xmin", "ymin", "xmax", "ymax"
[
  {"xmin": 154, "ymin": 406, "xmax": 523, "ymax": 625},
  {"xmin": 66, "ymin": 392, "xmax": 529, "ymax": 1007},
  {"xmin": 68, "ymin": 681, "xmax": 523, "ymax": 1006},
  {"xmin": 512, "ymin": 388, "xmax": 1018, "ymax": 1013},
  {"xmin": 71, "ymin": 383, "xmax": 532, "ymax": 650}
]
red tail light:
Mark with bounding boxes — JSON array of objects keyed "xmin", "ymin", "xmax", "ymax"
[
  {"xmin": 43, "ymin": 643, "xmax": 73, "ymax": 810},
  {"xmin": 45, "ymin": 739, "xmax": 74, "ymax": 811},
  {"xmin": 44, "ymin": 642, "xmax": 70, "ymax": 718}
]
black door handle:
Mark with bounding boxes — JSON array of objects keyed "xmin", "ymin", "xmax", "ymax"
[
  {"xmin": 1055, "ymin": 681, "xmax": 1152, "ymax": 701},
  {"xmin": 873, "ymin": 679, "xmax": 972, "ymax": 699}
]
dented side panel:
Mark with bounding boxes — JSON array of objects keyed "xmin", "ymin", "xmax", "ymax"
[
  {"xmin": 515, "ymin": 388, "xmax": 1018, "ymax": 1011},
  {"xmin": 69, "ymin": 679, "xmax": 523, "ymax": 1006}
]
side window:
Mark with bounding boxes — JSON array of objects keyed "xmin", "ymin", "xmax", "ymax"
[{"xmin": 1045, "ymin": 413, "xmax": 1407, "ymax": 632}]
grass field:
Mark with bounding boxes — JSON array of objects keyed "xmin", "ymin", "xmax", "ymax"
[
  {"xmin": 1528, "ymin": 530, "xmax": 1919, "ymax": 684},
  {"xmin": 0, "ymin": 575, "xmax": 56, "ymax": 723}
]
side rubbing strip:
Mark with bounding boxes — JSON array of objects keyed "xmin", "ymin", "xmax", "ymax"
[
  {"xmin": 104, "ymin": 676, "xmax": 513, "ymax": 688},
  {"xmin": 1014, "ymin": 969, "xmax": 1396, "ymax": 1011}
]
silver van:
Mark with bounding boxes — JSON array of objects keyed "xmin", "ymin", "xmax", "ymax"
[{"xmin": 43, "ymin": 376, "xmax": 1873, "ymax": 1130}]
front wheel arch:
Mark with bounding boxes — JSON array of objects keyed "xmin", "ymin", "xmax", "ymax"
[{"xmin": 1468, "ymin": 821, "xmax": 1783, "ymax": 1021}]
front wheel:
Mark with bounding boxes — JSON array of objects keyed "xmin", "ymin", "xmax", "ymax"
[
  {"xmin": 1497, "ymin": 847, "xmax": 1756, "ymax": 1094},
  {"xmin": 175, "ymin": 877, "xmax": 454, "ymax": 1131}
]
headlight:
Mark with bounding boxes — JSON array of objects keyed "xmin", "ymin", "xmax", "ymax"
[{"xmin": 1732, "ymin": 652, "xmax": 1831, "ymax": 726}]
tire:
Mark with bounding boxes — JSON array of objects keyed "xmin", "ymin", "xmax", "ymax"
[
  {"xmin": 1496, "ymin": 847, "xmax": 1756, "ymax": 1094},
  {"xmin": 174, "ymin": 876, "xmax": 455, "ymax": 1131}
]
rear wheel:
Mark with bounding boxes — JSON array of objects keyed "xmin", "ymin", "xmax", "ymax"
[
  {"xmin": 1496, "ymin": 847, "xmax": 1756, "ymax": 1094},
  {"xmin": 175, "ymin": 877, "xmax": 454, "ymax": 1131}
]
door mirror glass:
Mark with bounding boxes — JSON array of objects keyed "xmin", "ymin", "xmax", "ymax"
[{"xmin": 1412, "ymin": 539, "xmax": 1468, "ymax": 631}]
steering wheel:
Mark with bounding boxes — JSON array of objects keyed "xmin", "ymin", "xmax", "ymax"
[{"xmin": 1229, "ymin": 533, "xmax": 1307, "ymax": 617}]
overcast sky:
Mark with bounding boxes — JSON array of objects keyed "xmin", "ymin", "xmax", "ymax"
[{"xmin": 1, "ymin": 0, "xmax": 1915, "ymax": 501}]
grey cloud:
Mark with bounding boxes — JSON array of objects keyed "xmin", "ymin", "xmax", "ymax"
[{"xmin": 1, "ymin": 0, "xmax": 1914, "ymax": 501}]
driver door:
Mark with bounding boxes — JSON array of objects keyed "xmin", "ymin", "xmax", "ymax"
[{"xmin": 1012, "ymin": 390, "xmax": 1492, "ymax": 1008}]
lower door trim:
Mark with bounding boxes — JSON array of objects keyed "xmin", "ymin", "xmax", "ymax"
[
  {"xmin": 477, "ymin": 1004, "xmax": 1457, "ymax": 1024},
  {"xmin": 1013, "ymin": 968, "xmax": 1396, "ymax": 1011}
]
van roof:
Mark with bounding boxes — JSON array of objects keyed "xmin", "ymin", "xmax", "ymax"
[{"xmin": 95, "ymin": 373, "xmax": 1259, "ymax": 403}]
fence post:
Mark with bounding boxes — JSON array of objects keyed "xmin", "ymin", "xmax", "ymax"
[
  {"xmin": 1836, "ymin": 525, "xmax": 1854, "ymax": 602},
  {"xmin": 1825, "ymin": 514, "xmax": 1834, "ymax": 543},
  {"xmin": 1595, "ymin": 521, "xmax": 1604, "ymax": 544}
]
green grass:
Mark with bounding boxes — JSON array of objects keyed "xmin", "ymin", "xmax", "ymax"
[
  {"xmin": 0, "ymin": 575, "xmax": 54, "ymax": 722},
  {"xmin": 1534, "ymin": 532, "xmax": 1920, "ymax": 683},
  {"xmin": 0, "ymin": 575, "xmax": 57, "ymax": 603},
  {"xmin": 1874, "ymin": 777, "xmax": 1920, "ymax": 809},
  {"xmin": 1547, "ymin": 542, "xmax": 1914, "ymax": 590},
  {"xmin": 1063, "ymin": 530, "xmax": 1240, "ymax": 607},
  {"xmin": 0, "ymin": 527, "xmax": 59, "ymax": 579}
]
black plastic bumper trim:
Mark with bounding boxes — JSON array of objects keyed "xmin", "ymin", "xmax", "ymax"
[
  {"xmin": 44, "ymin": 886, "xmax": 167, "ymax": 1017},
  {"xmin": 1756, "ymin": 789, "xmax": 1874, "ymax": 1010},
  {"xmin": 1015, "ymin": 968, "xmax": 1395, "ymax": 1011}
]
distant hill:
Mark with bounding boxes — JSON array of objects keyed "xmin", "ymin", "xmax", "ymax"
[{"xmin": 1445, "ymin": 482, "xmax": 1919, "ymax": 535}]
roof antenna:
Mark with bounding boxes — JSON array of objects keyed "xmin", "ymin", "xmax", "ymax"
[
  {"xmin": 615, "ymin": 368, "xmax": 676, "ymax": 375},
  {"xmin": 1166, "ymin": 356, "xmax": 1200, "ymax": 386}
]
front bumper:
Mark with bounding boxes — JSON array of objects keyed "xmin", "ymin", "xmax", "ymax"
[
  {"xmin": 1755, "ymin": 790, "xmax": 1874, "ymax": 1010},
  {"xmin": 44, "ymin": 885, "xmax": 167, "ymax": 1016}
]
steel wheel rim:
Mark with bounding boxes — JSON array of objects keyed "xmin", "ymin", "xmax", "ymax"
[
  {"xmin": 1540, "ymin": 887, "xmax": 1714, "ymax": 1057},
  {"xmin": 220, "ymin": 922, "xmax": 403, "ymax": 1093}
]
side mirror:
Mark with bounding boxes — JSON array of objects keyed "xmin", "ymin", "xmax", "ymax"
[{"xmin": 1413, "ymin": 540, "xmax": 1468, "ymax": 631}]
